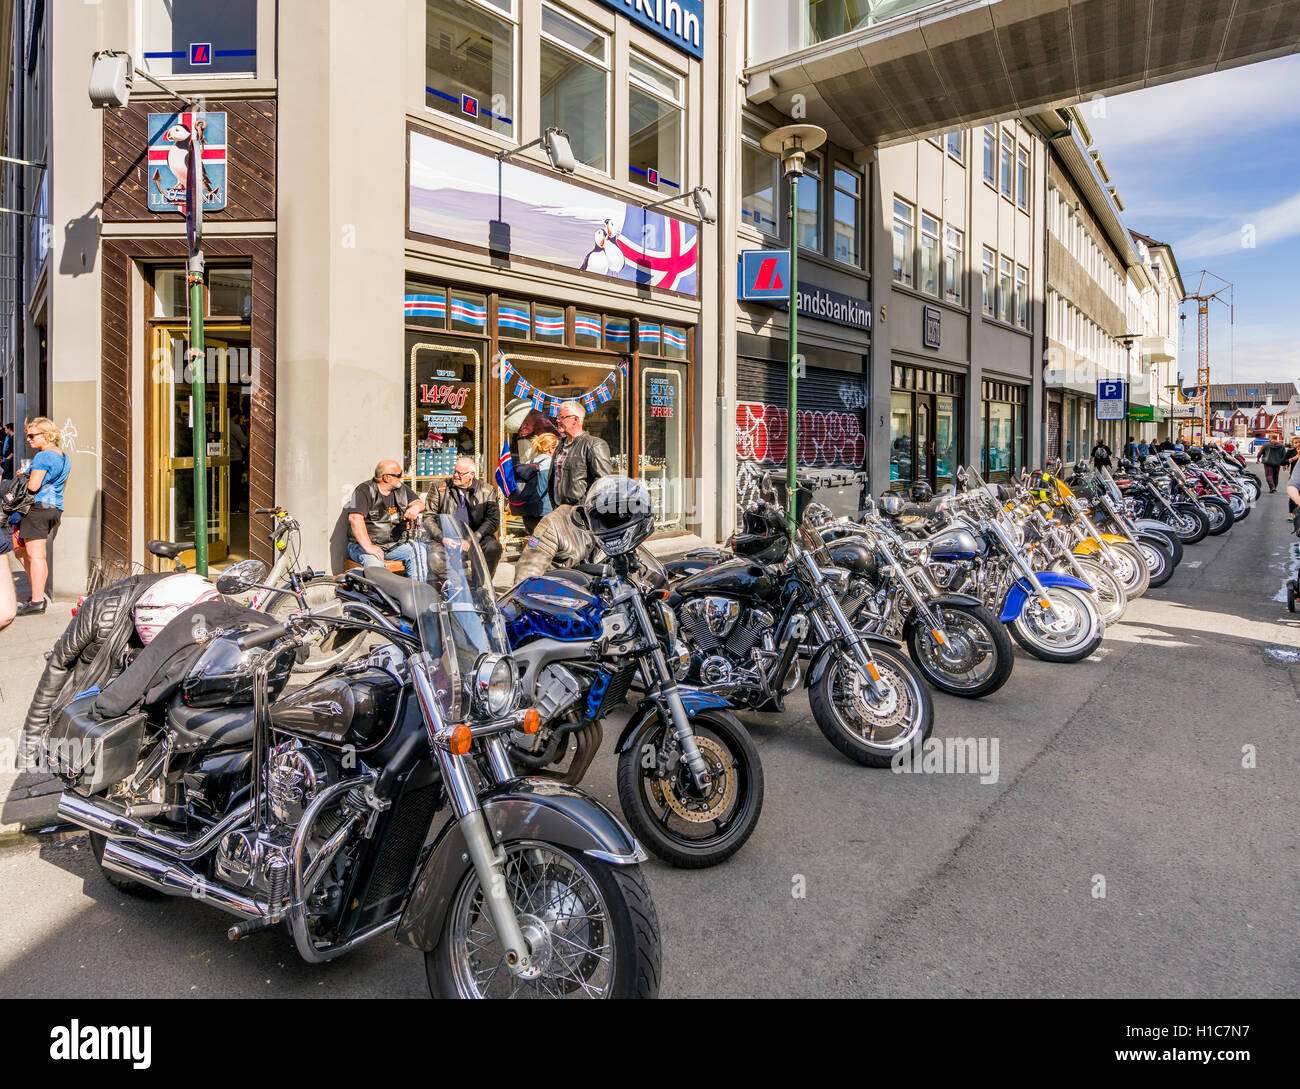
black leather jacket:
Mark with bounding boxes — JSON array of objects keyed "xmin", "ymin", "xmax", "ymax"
[
  {"xmin": 424, "ymin": 478, "xmax": 500, "ymax": 543},
  {"xmin": 550, "ymin": 432, "xmax": 612, "ymax": 508},
  {"xmin": 20, "ymin": 573, "xmax": 165, "ymax": 765}
]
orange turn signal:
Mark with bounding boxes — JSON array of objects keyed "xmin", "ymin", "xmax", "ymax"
[
  {"xmin": 447, "ymin": 725, "xmax": 472, "ymax": 755},
  {"xmin": 521, "ymin": 708, "xmax": 541, "ymax": 735},
  {"xmin": 931, "ymin": 628, "xmax": 947, "ymax": 645},
  {"xmin": 866, "ymin": 662, "xmax": 881, "ymax": 682},
  {"xmin": 1039, "ymin": 598, "xmax": 1052, "ymax": 610}
]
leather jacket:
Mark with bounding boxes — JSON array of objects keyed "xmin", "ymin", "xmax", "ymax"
[
  {"xmin": 424, "ymin": 477, "xmax": 500, "ymax": 543},
  {"xmin": 512, "ymin": 505, "xmax": 598, "ymax": 583},
  {"xmin": 550, "ymin": 431, "xmax": 612, "ymax": 508},
  {"xmin": 20, "ymin": 573, "xmax": 165, "ymax": 766}
]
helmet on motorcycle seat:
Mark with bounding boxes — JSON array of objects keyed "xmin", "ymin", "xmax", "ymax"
[
  {"xmin": 1172, "ymin": 451, "xmax": 1192, "ymax": 465},
  {"xmin": 1142, "ymin": 455, "xmax": 1161, "ymax": 471},
  {"xmin": 908, "ymin": 480, "xmax": 934, "ymax": 503},
  {"xmin": 878, "ymin": 495, "xmax": 905, "ymax": 517},
  {"xmin": 1188, "ymin": 446, "xmax": 1204, "ymax": 461},
  {"xmin": 582, "ymin": 475, "xmax": 655, "ymax": 557},
  {"xmin": 133, "ymin": 573, "xmax": 221, "ymax": 645},
  {"xmin": 1224, "ymin": 442, "xmax": 1235, "ymax": 453}
]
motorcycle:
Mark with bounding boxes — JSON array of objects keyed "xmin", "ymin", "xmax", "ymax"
[
  {"xmin": 671, "ymin": 482, "xmax": 934, "ymax": 768},
  {"xmin": 53, "ymin": 516, "xmax": 661, "ymax": 998},
  {"xmin": 1115, "ymin": 457, "xmax": 1211, "ymax": 545}
]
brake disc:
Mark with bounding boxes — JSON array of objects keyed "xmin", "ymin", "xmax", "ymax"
[
  {"xmin": 650, "ymin": 735, "xmax": 736, "ymax": 823},
  {"xmin": 846, "ymin": 661, "xmax": 908, "ymax": 731}
]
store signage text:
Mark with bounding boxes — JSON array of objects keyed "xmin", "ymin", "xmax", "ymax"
[
  {"xmin": 596, "ymin": 0, "xmax": 703, "ymax": 59},
  {"xmin": 147, "ymin": 111, "xmax": 227, "ymax": 213},
  {"xmin": 923, "ymin": 305, "xmax": 941, "ymax": 349},
  {"xmin": 739, "ymin": 257, "xmax": 871, "ymax": 333},
  {"xmin": 420, "ymin": 384, "xmax": 471, "ymax": 410},
  {"xmin": 648, "ymin": 376, "xmax": 676, "ymax": 418}
]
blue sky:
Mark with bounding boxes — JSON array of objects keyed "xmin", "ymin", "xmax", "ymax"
[{"xmin": 1088, "ymin": 54, "xmax": 1300, "ymax": 389}]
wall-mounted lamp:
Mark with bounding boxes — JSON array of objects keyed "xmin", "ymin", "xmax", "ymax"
[
  {"xmin": 643, "ymin": 185, "xmax": 716, "ymax": 224},
  {"xmin": 498, "ymin": 127, "xmax": 576, "ymax": 174}
]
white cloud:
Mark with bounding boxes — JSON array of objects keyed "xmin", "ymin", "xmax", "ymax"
[
  {"xmin": 1172, "ymin": 192, "xmax": 1300, "ymax": 259},
  {"xmin": 1085, "ymin": 55, "xmax": 1300, "ymax": 154}
]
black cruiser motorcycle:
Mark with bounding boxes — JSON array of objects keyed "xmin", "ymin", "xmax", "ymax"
[{"xmin": 51, "ymin": 517, "xmax": 661, "ymax": 999}]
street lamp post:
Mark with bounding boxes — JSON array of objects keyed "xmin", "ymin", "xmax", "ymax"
[{"xmin": 760, "ymin": 124, "xmax": 825, "ymax": 526}]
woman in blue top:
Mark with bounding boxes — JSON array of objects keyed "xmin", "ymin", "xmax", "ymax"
[{"xmin": 13, "ymin": 417, "xmax": 70, "ymax": 616}]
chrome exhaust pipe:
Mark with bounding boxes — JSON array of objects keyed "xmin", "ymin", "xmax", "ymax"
[
  {"xmin": 100, "ymin": 840, "xmax": 268, "ymax": 921},
  {"xmin": 57, "ymin": 791, "xmax": 251, "ymax": 861}
]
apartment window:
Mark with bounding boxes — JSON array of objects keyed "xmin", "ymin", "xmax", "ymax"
[
  {"xmin": 1000, "ymin": 131, "xmax": 1014, "ymax": 199},
  {"xmin": 1015, "ymin": 264, "xmax": 1029, "ymax": 328},
  {"xmin": 628, "ymin": 53, "xmax": 683, "ymax": 192},
  {"xmin": 982, "ymin": 126, "xmax": 995, "ymax": 186},
  {"xmin": 944, "ymin": 226, "xmax": 964, "ymax": 305},
  {"xmin": 919, "ymin": 213, "xmax": 940, "ymax": 296},
  {"xmin": 540, "ymin": 4, "xmax": 609, "ymax": 171},
  {"xmin": 946, "ymin": 131, "xmax": 964, "ymax": 161},
  {"xmin": 741, "ymin": 136, "xmax": 779, "ymax": 237},
  {"xmin": 142, "ymin": 0, "xmax": 258, "ymax": 77},
  {"xmin": 998, "ymin": 256, "xmax": 1012, "ymax": 322},
  {"xmin": 1016, "ymin": 146, "xmax": 1030, "ymax": 210},
  {"xmin": 833, "ymin": 165, "xmax": 861, "ymax": 265},
  {"xmin": 797, "ymin": 153, "xmax": 822, "ymax": 252},
  {"xmin": 892, "ymin": 199, "xmax": 914, "ymax": 286},
  {"xmin": 425, "ymin": 0, "xmax": 517, "ymax": 139},
  {"xmin": 981, "ymin": 247, "xmax": 995, "ymax": 316}
]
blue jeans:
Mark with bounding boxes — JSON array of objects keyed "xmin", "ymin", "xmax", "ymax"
[{"xmin": 347, "ymin": 540, "xmax": 428, "ymax": 582}]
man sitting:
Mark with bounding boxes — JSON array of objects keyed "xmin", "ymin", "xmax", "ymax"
[
  {"xmin": 346, "ymin": 460, "xmax": 428, "ymax": 580},
  {"xmin": 426, "ymin": 456, "xmax": 501, "ymax": 575}
]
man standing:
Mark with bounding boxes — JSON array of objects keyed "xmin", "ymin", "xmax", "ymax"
[
  {"xmin": 1, "ymin": 423, "xmax": 12, "ymax": 481},
  {"xmin": 1256, "ymin": 433, "xmax": 1288, "ymax": 493},
  {"xmin": 427, "ymin": 456, "xmax": 502, "ymax": 575},
  {"xmin": 345, "ymin": 460, "xmax": 428, "ymax": 580},
  {"xmin": 550, "ymin": 400, "xmax": 612, "ymax": 509}
]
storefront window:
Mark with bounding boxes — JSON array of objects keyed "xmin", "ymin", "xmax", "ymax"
[
  {"xmin": 425, "ymin": 0, "xmax": 516, "ymax": 139},
  {"xmin": 406, "ymin": 335, "xmax": 484, "ymax": 492},
  {"xmin": 628, "ymin": 53, "xmax": 683, "ymax": 193},
  {"xmin": 574, "ymin": 310, "xmax": 602, "ymax": 348},
  {"xmin": 604, "ymin": 316, "xmax": 631, "ymax": 352},
  {"xmin": 662, "ymin": 325, "xmax": 687, "ymax": 360},
  {"xmin": 540, "ymin": 4, "xmax": 608, "ymax": 171},
  {"xmin": 890, "ymin": 392, "xmax": 913, "ymax": 483},
  {"xmin": 534, "ymin": 303, "xmax": 566, "ymax": 342},
  {"xmin": 985, "ymin": 401, "xmax": 1013, "ymax": 481},
  {"xmin": 497, "ymin": 297, "xmax": 531, "ymax": 339},
  {"xmin": 936, "ymin": 395, "xmax": 956, "ymax": 488},
  {"xmin": 638, "ymin": 322, "xmax": 661, "ymax": 355},
  {"xmin": 405, "ymin": 282, "xmax": 447, "ymax": 328},
  {"xmin": 449, "ymin": 289, "xmax": 489, "ymax": 333},
  {"xmin": 641, "ymin": 361, "xmax": 687, "ymax": 530},
  {"xmin": 208, "ymin": 267, "xmax": 252, "ymax": 320},
  {"xmin": 153, "ymin": 269, "xmax": 188, "ymax": 318}
]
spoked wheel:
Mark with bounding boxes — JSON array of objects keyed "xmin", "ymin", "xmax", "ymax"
[
  {"xmin": 1060, "ymin": 558, "xmax": 1127, "ymax": 625},
  {"xmin": 905, "ymin": 603, "xmax": 1014, "ymax": 698},
  {"xmin": 428, "ymin": 841, "xmax": 661, "ymax": 999},
  {"xmin": 1009, "ymin": 586, "xmax": 1104, "ymax": 663},
  {"xmin": 1226, "ymin": 493, "xmax": 1249, "ymax": 521},
  {"xmin": 615, "ymin": 711, "xmax": 763, "ymax": 868},
  {"xmin": 809, "ymin": 645, "xmax": 933, "ymax": 767},
  {"xmin": 1202, "ymin": 498, "xmax": 1233, "ymax": 536},
  {"xmin": 1170, "ymin": 504, "xmax": 1210, "ymax": 545},
  {"xmin": 1103, "ymin": 542, "xmax": 1150, "ymax": 599}
]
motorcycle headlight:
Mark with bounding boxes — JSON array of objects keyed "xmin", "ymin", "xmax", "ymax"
[{"xmin": 472, "ymin": 653, "xmax": 517, "ymax": 717}]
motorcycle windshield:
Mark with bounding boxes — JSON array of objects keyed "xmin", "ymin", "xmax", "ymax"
[{"xmin": 418, "ymin": 514, "xmax": 510, "ymax": 722}]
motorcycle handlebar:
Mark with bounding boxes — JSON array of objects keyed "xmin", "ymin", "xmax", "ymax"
[{"xmin": 237, "ymin": 620, "xmax": 290, "ymax": 650}]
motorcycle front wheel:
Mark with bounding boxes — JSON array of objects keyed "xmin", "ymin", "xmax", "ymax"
[
  {"xmin": 1170, "ymin": 503, "xmax": 1210, "ymax": 545},
  {"xmin": 1202, "ymin": 497, "xmax": 1233, "ymax": 536},
  {"xmin": 1009, "ymin": 586, "xmax": 1104, "ymax": 663},
  {"xmin": 905, "ymin": 603, "xmax": 1014, "ymax": 698},
  {"xmin": 1136, "ymin": 537, "xmax": 1174, "ymax": 589},
  {"xmin": 1102, "ymin": 541, "xmax": 1150, "ymax": 599},
  {"xmin": 809, "ymin": 645, "xmax": 933, "ymax": 767},
  {"xmin": 1060, "ymin": 558, "xmax": 1127, "ymax": 625},
  {"xmin": 427, "ymin": 840, "xmax": 661, "ymax": 999},
  {"xmin": 615, "ymin": 710, "xmax": 764, "ymax": 868}
]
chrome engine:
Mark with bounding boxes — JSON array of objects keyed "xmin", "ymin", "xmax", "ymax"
[{"xmin": 531, "ymin": 663, "xmax": 584, "ymax": 726}]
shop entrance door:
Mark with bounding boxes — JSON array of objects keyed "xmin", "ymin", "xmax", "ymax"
[{"xmin": 148, "ymin": 326, "xmax": 249, "ymax": 569}]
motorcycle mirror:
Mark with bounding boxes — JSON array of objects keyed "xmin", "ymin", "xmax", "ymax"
[{"xmin": 215, "ymin": 559, "xmax": 268, "ymax": 595}]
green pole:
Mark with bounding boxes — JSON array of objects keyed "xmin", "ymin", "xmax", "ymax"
[
  {"xmin": 190, "ymin": 250, "xmax": 207, "ymax": 575},
  {"xmin": 787, "ymin": 172, "xmax": 799, "ymax": 527}
]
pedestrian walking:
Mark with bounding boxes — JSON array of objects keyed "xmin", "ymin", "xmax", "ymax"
[
  {"xmin": 1, "ymin": 422, "xmax": 13, "ymax": 481},
  {"xmin": 550, "ymin": 400, "xmax": 613, "ymax": 509},
  {"xmin": 344, "ymin": 460, "xmax": 428, "ymax": 580},
  {"xmin": 1256, "ymin": 433, "xmax": 1288, "ymax": 493},
  {"xmin": 0, "ymin": 514, "xmax": 16, "ymax": 632},
  {"xmin": 11, "ymin": 417, "xmax": 71, "ymax": 616},
  {"xmin": 1124, "ymin": 435, "xmax": 1137, "ymax": 461},
  {"xmin": 1090, "ymin": 439, "xmax": 1113, "ymax": 471}
]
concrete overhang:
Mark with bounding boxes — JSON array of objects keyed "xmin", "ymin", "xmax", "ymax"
[
  {"xmin": 1141, "ymin": 335, "xmax": 1177, "ymax": 364},
  {"xmin": 745, "ymin": 0, "xmax": 1300, "ymax": 149}
]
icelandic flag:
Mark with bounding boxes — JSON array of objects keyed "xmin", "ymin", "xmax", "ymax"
[
  {"xmin": 514, "ymin": 376, "xmax": 531, "ymax": 400},
  {"xmin": 581, "ymin": 391, "xmax": 597, "ymax": 413},
  {"xmin": 530, "ymin": 387, "xmax": 546, "ymax": 410},
  {"xmin": 495, "ymin": 439, "xmax": 517, "ymax": 497},
  {"xmin": 619, "ymin": 357, "xmax": 630, "ymax": 377},
  {"xmin": 499, "ymin": 356, "xmax": 515, "ymax": 381},
  {"xmin": 547, "ymin": 397, "xmax": 560, "ymax": 418},
  {"xmin": 595, "ymin": 382, "xmax": 612, "ymax": 405}
]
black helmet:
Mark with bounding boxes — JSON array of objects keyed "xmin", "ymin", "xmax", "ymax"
[
  {"xmin": 879, "ymin": 495, "xmax": 905, "ymax": 516},
  {"xmin": 909, "ymin": 480, "xmax": 934, "ymax": 502},
  {"xmin": 1187, "ymin": 446, "xmax": 1204, "ymax": 461},
  {"xmin": 1172, "ymin": 451, "xmax": 1192, "ymax": 466},
  {"xmin": 582, "ymin": 476, "xmax": 655, "ymax": 556}
]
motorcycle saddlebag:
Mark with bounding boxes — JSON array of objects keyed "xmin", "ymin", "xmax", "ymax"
[{"xmin": 46, "ymin": 692, "xmax": 148, "ymax": 793}]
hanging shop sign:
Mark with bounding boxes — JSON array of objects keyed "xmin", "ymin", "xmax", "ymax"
[
  {"xmin": 147, "ymin": 111, "xmax": 227, "ymax": 213},
  {"xmin": 595, "ymin": 0, "xmax": 703, "ymax": 59},
  {"xmin": 923, "ymin": 305, "xmax": 941, "ymax": 349},
  {"xmin": 499, "ymin": 352, "xmax": 630, "ymax": 418},
  {"xmin": 409, "ymin": 131, "xmax": 698, "ymax": 297}
]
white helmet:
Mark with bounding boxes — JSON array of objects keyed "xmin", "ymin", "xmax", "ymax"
[{"xmin": 133, "ymin": 573, "xmax": 220, "ymax": 645}]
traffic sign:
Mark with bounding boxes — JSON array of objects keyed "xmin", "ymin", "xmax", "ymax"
[{"xmin": 1097, "ymin": 379, "xmax": 1126, "ymax": 421}]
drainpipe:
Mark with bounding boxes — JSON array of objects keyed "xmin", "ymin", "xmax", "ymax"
[{"xmin": 715, "ymin": 0, "xmax": 731, "ymax": 545}]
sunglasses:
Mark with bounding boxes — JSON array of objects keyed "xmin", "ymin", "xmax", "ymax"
[
  {"xmin": 557, "ymin": 414, "xmax": 577, "ymax": 422},
  {"xmin": 381, "ymin": 472, "xmax": 402, "ymax": 480}
]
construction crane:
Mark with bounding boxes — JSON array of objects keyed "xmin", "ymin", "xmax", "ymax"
[{"xmin": 1182, "ymin": 271, "xmax": 1233, "ymax": 443}]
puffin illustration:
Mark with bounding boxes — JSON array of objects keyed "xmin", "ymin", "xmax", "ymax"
[
  {"xmin": 161, "ymin": 119, "xmax": 221, "ymax": 203},
  {"xmin": 579, "ymin": 218, "xmax": 626, "ymax": 275}
]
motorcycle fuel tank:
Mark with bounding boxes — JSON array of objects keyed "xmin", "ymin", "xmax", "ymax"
[
  {"xmin": 673, "ymin": 557, "xmax": 777, "ymax": 601},
  {"xmin": 824, "ymin": 536, "xmax": 878, "ymax": 577},
  {"xmin": 927, "ymin": 526, "xmax": 986, "ymax": 561},
  {"xmin": 500, "ymin": 575, "xmax": 606, "ymax": 644}
]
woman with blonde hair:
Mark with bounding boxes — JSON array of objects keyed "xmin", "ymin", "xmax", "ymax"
[
  {"xmin": 11, "ymin": 417, "xmax": 70, "ymax": 616},
  {"xmin": 510, "ymin": 430, "xmax": 558, "ymax": 536}
]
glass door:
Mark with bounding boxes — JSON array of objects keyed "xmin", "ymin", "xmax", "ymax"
[{"xmin": 915, "ymin": 396, "xmax": 932, "ymax": 486}]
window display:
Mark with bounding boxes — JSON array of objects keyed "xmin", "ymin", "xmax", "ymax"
[
  {"xmin": 641, "ymin": 361, "xmax": 687, "ymax": 530},
  {"xmin": 406, "ymin": 334, "xmax": 484, "ymax": 494}
]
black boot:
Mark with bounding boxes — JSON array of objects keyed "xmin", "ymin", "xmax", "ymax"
[{"xmin": 16, "ymin": 598, "xmax": 47, "ymax": 616}]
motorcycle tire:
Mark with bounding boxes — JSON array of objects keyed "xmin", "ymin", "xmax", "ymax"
[
  {"xmin": 89, "ymin": 833, "xmax": 160, "ymax": 897},
  {"xmin": 905, "ymin": 602, "xmax": 1014, "ymax": 699},
  {"xmin": 1202, "ymin": 497, "xmax": 1233, "ymax": 536},
  {"xmin": 615, "ymin": 709, "xmax": 764, "ymax": 869},
  {"xmin": 1170, "ymin": 503, "xmax": 1210, "ymax": 545},
  {"xmin": 1288, "ymin": 581, "xmax": 1296, "ymax": 614},
  {"xmin": 1105, "ymin": 541, "xmax": 1150, "ymax": 599},
  {"xmin": 1226, "ymin": 493, "xmax": 1249, "ymax": 521},
  {"xmin": 268, "ymin": 578, "xmax": 367, "ymax": 673},
  {"xmin": 426, "ymin": 841, "xmax": 661, "ymax": 999},
  {"xmin": 1009, "ymin": 585, "xmax": 1105, "ymax": 663},
  {"xmin": 1136, "ymin": 537, "xmax": 1175, "ymax": 589},
  {"xmin": 808, "ymin": 644, "xmax": 934, "ymax": 767},
  {"xmin": 1061, "ymin": 558, "xmax": 1127, "ymax": 625},
  {"xmin": 1140, "ymin": 528, "xmax": 1183, "ymax": 568}
]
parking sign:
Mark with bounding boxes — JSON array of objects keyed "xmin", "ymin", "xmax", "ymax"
[{"xmin": 1097, "ymin": 380, "xmax": 1126, "ymax": 421}]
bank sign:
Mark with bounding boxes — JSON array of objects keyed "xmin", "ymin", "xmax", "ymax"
[
  {"xmin": 738, "ymin": 250, "xmax": 871, "ymax": 332},
  {"xmin": 596, "ymin": 0, "xmax": 703, "ymax": 59}
]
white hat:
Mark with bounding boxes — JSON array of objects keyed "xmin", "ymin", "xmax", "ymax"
[{"xmin": 133, "ymin": 573, "xmax": 220, "ymax": 645}]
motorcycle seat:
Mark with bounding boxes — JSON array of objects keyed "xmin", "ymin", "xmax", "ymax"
[
  {"xmin": 147, "ymin": 539, "xmax": 195, "ymax": 560},
  {"xmin": 355, "ymin": 567, "xmax": 438, "ymax": 623},
  {"xmin": 168, "ymin": 698, "xmax": 256, "ymax": 754}
]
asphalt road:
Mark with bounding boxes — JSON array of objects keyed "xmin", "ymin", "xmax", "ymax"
[{"xmin": 2, "ymin": 493, "xmax": 1297, "ymax": 998}]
